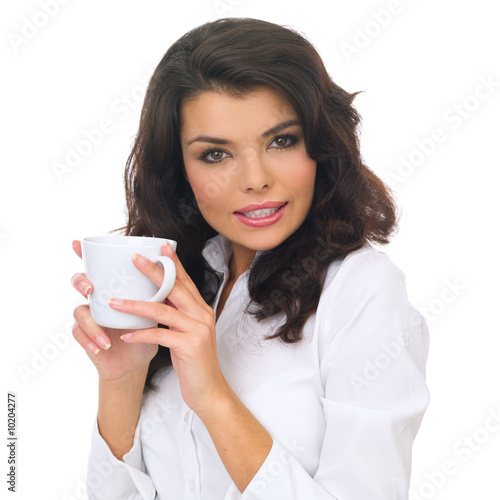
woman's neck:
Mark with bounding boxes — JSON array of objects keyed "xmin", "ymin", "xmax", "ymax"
[{"xmin": 228, "ymin": 242, "xmax": 256, "ymax": 283}]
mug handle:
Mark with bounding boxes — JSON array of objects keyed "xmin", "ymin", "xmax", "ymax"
[{"xmin": 146, "ymin": 256, "xmax": 176, "ymax": 303}]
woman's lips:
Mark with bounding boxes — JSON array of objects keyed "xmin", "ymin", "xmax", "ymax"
[
  {"xmin": 234, "ymin": 202, "xmax": 288, "ymax": 227},
  {"xmin": 235, "ymin": 201, "xmax": 285, "ymax": 213}
]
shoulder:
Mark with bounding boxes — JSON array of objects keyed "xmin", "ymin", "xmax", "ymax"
[
  {"xmin": 322, "ymin": 242, "xmax": 407, "ymax": 299},
  {"xmin": 315, "ymin": 244, "xmax": 429, "ymax": 412},
  {"xmin": 315, "ymin": 242, "xmax": 420, "ymax": 348}
]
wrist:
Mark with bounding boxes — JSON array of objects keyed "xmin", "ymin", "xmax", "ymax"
[
  {"xmin": 195, "ymin": 381, "xmax": 273, "ymax": 493},
  {"xmin": 98, "ymin": 366, "xmax": 149, "ymax": 386},
  {"xmin": 195, "ymin": 378, "xmax": 235, "ymax": 424},
  {"xmin": 97, "ymin": 368, "xmax": 148, "ymax": 461}
]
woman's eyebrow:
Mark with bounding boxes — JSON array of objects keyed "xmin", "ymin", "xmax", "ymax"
[
  {"xmin": 186, "ymin": 135, "xmax": 229, "ymax": 146},
  {"xmin": 262, "ymin": 119, "xmax": 301, "ymax": 138},
  {"xmin": 185, "ymin": 119, "xmax": 301, "ymax": 146}
]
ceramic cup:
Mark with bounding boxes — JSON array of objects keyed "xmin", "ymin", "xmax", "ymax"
[{"xmin": 81, "ymin": 235, "xmax": 177, "ymax": 329}]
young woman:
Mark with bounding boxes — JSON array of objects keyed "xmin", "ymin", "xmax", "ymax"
[{"xmin": 71, "ymin": 17, "xmax": 429, "ymax": 500}]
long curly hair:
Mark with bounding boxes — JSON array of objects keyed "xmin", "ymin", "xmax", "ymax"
[{"xmin": 117, "ymin": 17, "xmax": 399, "ymax": 391}]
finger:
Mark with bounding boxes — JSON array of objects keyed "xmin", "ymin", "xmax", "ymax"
[
  {"xmin": 161, "ymin": 278, "xmax": 214, "ymax": 321},
  {"xmin": 71, "ymin": 273, "xmax": 93, "ymax": 297},
  {"xmin": 132, "ymin": 253, "xmax": 206, "ymax": 314},
  {"xmin": 161, "ymin": 241, "xmax": 207, "ymax": 307},
  {"xmin": 161, "ymin": 241, "xmax": 196, "ymax": 288},
  {"xmin": 72, "ymin": 322, "xmax": 101, "ymax": 355},
  {"xmin": 132, "ymin": 253, "xmax": 164, "ymax": 288},
  {"xmin": 132, "ymin": 251, "xmax": 204, "ymax": 311},
  {"xmin": 73, "ymin": 304, "xmax": 112, "ymax": 350},
  {"xmin": 72, "ymin": 240, "xmax": 82, "ymax": 259},
  {"xmin": 119, "ymin": 326, "xmax": 182, "ymax": 349},
  {"xmin": 108, "ymin": 298, "xmax": 196, "ymax": 332}
]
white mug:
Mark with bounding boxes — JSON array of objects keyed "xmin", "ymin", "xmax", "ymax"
[{"xmin": 81, "ymin": 235, "xmax": 177, "ymax": 329}]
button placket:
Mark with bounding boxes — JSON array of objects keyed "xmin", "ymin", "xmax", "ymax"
[{"xmin": 176, "ymin": 403, "xmax": 200, "ymax": 498}]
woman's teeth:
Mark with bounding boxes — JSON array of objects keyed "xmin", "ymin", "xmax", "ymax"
[{"xmin": 242, "ymin": 207, "xmax": 280, "ymax": 219}]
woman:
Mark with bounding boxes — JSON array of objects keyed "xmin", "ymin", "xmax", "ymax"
[{"xmin": 71, "ymin": 17, "xmax": 429, "ymax": 499}]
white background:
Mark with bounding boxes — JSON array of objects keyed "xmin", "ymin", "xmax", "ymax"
[{"xmin": 2, "ymin": 1, "xmax": 499, "ymax": 499}]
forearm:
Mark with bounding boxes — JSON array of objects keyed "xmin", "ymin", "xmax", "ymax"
[
  {"xmin": 97, "ymin": 368, "xmax": 148, "ymax": 461},
  {"xmin": 198, "ymin": 382, "xmax": 273, "ymax": 493}
]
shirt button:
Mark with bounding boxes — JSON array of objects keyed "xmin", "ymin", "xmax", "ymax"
[
  {"xmin": 183, "ymin": 412, "xmax": 189, "ymax": 422},
  {"xmin": 189, "ymin": 480, "xmax": 195, "ymax": 491}
]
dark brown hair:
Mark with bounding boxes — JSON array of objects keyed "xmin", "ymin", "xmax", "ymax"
[{"xmin": 118, "ymin": 18, "xmax": 399, "ymax": 391}]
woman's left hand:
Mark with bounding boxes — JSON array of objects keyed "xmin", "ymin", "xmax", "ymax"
[{"xmin": 108, "ymin": 242, "xmax": 229, "ymax": 416}]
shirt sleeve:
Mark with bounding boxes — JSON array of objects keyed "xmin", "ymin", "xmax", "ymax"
[
  {"xmin": 224, "ymin": 249, "xmax": 430, "ymax": 500},
  {"xmin": 86, "ymin": 412, "xmax": 157, "ymax": 500}
]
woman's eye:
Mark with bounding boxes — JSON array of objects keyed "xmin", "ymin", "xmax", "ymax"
[
  {"xmin": 200, "ymin": 149, "xmax": 229, "ymax": 164},
  {"xmin": 270, "ymin": 134, "xmax": 297, "ymax": 149},
  {"xmin": 208, "ymin": 150, "xmax": 224, "ymax": 161}
]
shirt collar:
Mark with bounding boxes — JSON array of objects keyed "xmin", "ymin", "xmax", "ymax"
[
  {"xmin": 202, "ymin": 233, "xmax": 234, "ymax": 274},
  {"xmin": 201, "ymin": 233, "xmax": 265, "ymax": 275}
]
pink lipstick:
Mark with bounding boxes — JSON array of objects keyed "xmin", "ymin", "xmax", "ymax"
[{"xmin": 234, "ymin": 202, "xmax": 288, "ymax": 227}]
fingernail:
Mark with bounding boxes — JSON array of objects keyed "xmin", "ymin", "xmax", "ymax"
[
  {"xmin": 163, "ymin": 241, "xmax": 174, "ymax": 256},
  {"xmin": 79, "ymin": 282, "xmax": 92, "ymax": 295},
  {"xmin": 85, "ymin": 343, "xmax": 100, "ymax": 355},
  {"xmin": 120, "ymin": 333, "xmax": 132, "ymax": 341},
  {"xmin": 133, "ymin": 253, "xmax": 148, "ymax": 265},
  {"xmin": 95, "ymin": 335, "xmax": 111, "ymax": 350},
  {"xmin": 108, "ymin": 298, "xmax": 124, "ymax": 307}
]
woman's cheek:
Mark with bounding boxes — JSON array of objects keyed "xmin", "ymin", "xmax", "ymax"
[
  {"xmin": 191, "ymin": 180, "xmax": 224, "ymax": 222},
  {"xmin": 286, "ymin": 158, "xmax": 317, "ymax": 194},
  {"xmin": 299, "ymin": 158, "xmax": 317, "ymax": 183},
  {"xmin": 186, "ymin": 167, "xmax": 211, "ymax": 207}
]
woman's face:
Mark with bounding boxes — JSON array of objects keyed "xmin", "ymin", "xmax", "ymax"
[{"xmin": 180, "ymin": 87, "xmax": 317, "ymax": 256}]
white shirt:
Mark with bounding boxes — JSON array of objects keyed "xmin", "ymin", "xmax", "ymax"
[{"xmin": 86, "ymin": 233, "xmax": 430, "ymax": 500}]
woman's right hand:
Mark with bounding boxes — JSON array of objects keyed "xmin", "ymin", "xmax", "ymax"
[{"xmin": 70, "ymin": 240, "xmax": 159, "ymax": 381}]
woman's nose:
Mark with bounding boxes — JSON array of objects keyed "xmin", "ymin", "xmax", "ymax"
[{"xmin": 238, "ymin": 150, "xmax": 274, "ymax": 192}]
